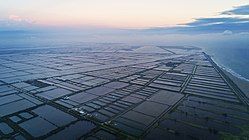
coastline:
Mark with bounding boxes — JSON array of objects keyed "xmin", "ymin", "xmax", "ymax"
[
  {"xmin": 207, "ymin": 53, "xmax": 249, "ymax": 99},
  {"xmin": 222, "ymin": 69, "xmax": 249, "ymax": 99}
]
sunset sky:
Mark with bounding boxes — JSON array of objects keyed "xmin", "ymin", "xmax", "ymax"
[{"xmin": 0, "ymin": 0, "xmax": 249, "ymax": 28}]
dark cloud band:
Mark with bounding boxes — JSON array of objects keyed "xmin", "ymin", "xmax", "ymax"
[{"xmin": 222, "ymin": 5, "xmax": 249, "ymax": 15}]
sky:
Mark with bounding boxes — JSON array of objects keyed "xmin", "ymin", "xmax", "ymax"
[
  {"xmin": 1, "ymin": 0, "xmax": 249, "ymax": 83},
  {"xmin": 0, "ymin": 0, "xmax": 249, "ymax": 28}
]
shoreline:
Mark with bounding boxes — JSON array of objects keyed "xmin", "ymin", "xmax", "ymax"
[
  {"xmin": 222, "ymin": 68, "xmax": 249, "ymax": 99},
  {"xmin": 207, "ymin": 53, "xmax": 249, "ymax": 99},
  {"xmin": 211, "ymin": 56, "xmax": 249, "ymax": 83}
]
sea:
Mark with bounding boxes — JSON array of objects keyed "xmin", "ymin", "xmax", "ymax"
[{"xmin": 203, "ymin": 45, "xmax": 249, "ymax": 82}]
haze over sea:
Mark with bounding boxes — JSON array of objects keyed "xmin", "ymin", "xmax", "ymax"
[{"xmin": 0, "ymin": 31, "xmax": 249, "ymax": 82}]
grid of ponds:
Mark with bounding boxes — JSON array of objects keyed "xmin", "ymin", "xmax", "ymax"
[{"xmin": 0, "ymin": 48, "xmax": 248, "ymax": 140}]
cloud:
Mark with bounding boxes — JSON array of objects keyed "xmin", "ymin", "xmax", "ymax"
[
  {"xmin": 187, "ymin": 21, "xmax": 249, "ymax": 33},
  {"xmin": 8, "ymin": 15, "xmax": 23, "ymax": 22},
  {"xmin": 8, "ymin": 15, "xmax": 35, "ymax": 24},
  {"xmin": 222, "ymin": 30, "xmax": 233, "ymax": 35},
  {"xmin": 144, "ymin": 4, "xmax": 249, "ymax": 34},
  {"xmin": 186, "ymin": 17, "xmax": 249, "ymax": 26},
  {"xmin": 239, "ymin": 32, "xmax": 249, "ymax": 35},
  {"xmin": 0, "ymin": 15, "xmax": 36, "ymax": 31},
  {"xmin": 145, "ymin": 21, "xmax": 249, "ymax": 34},
  {"xmin": 222, "ymin": 5, "xmax": 249, "ymax": 15}
]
